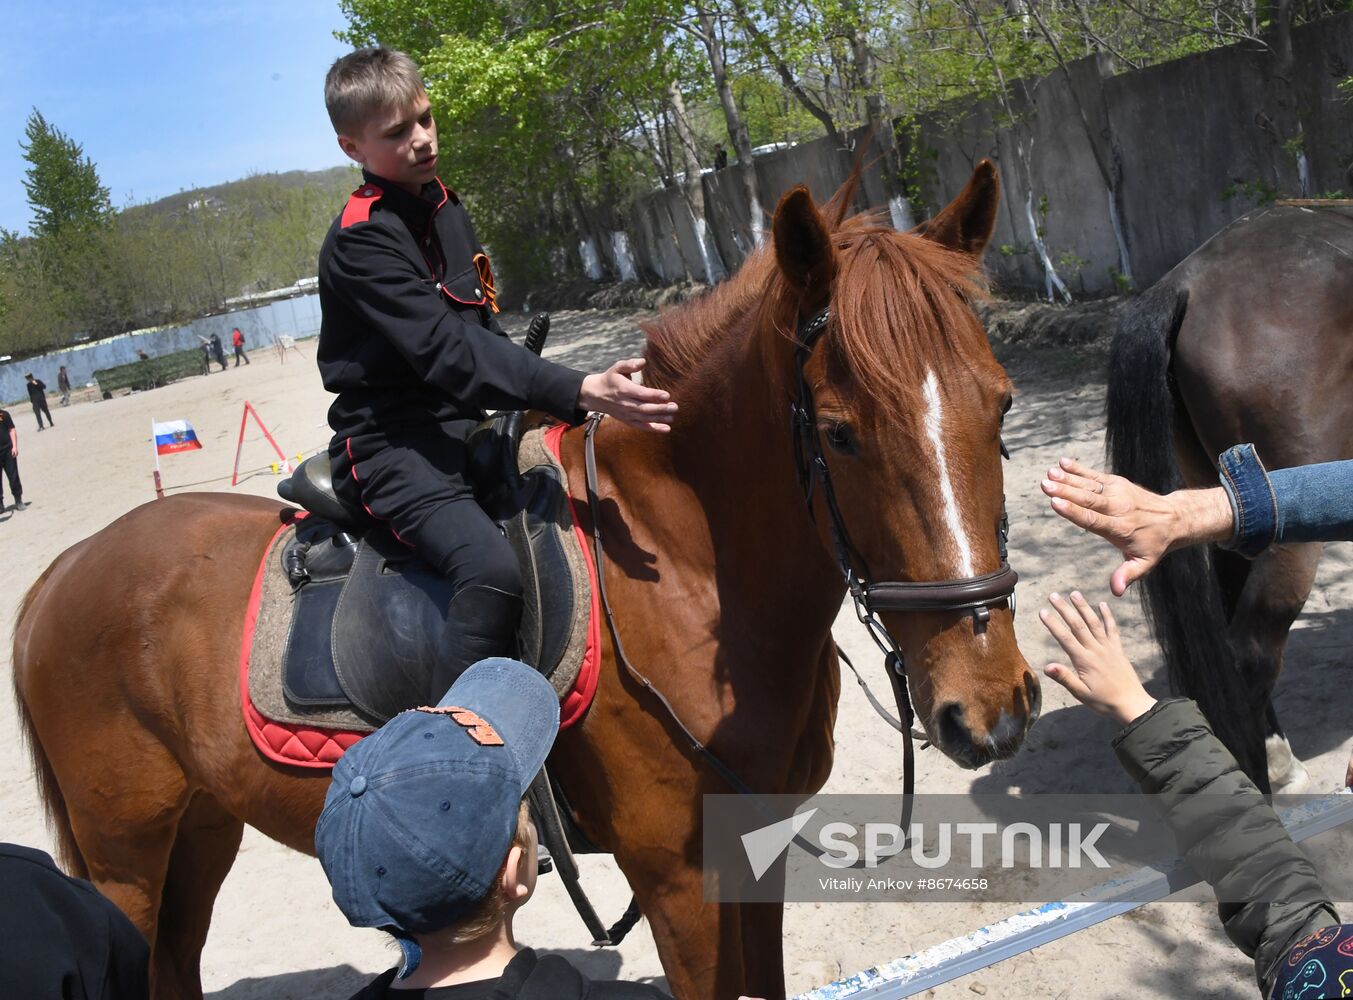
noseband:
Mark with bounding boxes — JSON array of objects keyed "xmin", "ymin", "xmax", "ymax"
[{"xmin": 790, "ymin": 306, "xmax": 1019, "ymax": 669}]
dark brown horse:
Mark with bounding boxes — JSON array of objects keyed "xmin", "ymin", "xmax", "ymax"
[
  {"xmin": 12, "ymin": 162, "xmax": 1036, "ymax": 999},
  {"xmin": 1108, "ymin": 202, "xmax": 1353, "ymax": 793}
]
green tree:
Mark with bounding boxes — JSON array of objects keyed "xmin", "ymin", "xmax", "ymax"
[{"xmin": 20, "ymin": 109, "xmax": 112, "ymax": 238}]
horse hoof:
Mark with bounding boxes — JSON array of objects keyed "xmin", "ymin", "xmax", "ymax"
[{"xmin": 1265, "ymin": 733, "xmax": 1310, "ymax": 794}]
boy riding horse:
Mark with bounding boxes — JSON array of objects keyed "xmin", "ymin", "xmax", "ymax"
[{"xmin": 319, "ymin": 48, "xmax": 677, "ymax": 698}]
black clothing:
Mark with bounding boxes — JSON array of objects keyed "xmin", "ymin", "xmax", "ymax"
[
  {"xmin": 317, "ymin": 171, "xmax": 586, "ymax": 451},
  {"xmin": 341, "ymin": 428, "xmax": 524, "ymax": 582},
  {"xmin": 713, "ymin": 148, "xmax": 728, "ymax": 170},
  {"xmin": 209, "ymin": 335, "xmax": 227, "ymax": 371},
  {"xmin": 346, "ymin": 947, "xmax": 669, "ymax": 1000},
  {"xmin": 0, "ymin": 409, "xmax": 19, "ymax": 506},
  {"xmin": 58, "ymin": 370, "xmax": 70, "ymax": 391},
  {"xmin": 0, "ymin": 452, "xmax": 19, "ymax": 507},
  {"xmin": 317, "ymin": 171, "xmax": 586, "ymax": 592},
  {"xmin": 0, "ymin": 843, "xmax": 149, "ymax": 999},
  {"xmin": 27, "ymin": 379, "xmax": 52, "ymax": 429}
]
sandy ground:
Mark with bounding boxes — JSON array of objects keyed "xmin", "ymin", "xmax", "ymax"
[{"xmin": 2, "ymin": 310, "xmax": 1350, "ymax": 999}]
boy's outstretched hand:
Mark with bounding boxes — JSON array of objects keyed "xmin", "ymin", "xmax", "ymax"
[
  {"xmin": 578, "ymin": 358, "xmax": 679, "ymax": 433},
  {"xmin": 1039, "ymin": 592, "xmax": 1157, "ymax": 727}
]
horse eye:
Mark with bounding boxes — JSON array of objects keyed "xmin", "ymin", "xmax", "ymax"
[{"xmin": 823, "ymin": 422, "xmax": 858, "ymax": 456}]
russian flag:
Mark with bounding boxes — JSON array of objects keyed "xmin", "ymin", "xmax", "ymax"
[{"xmin": 153, "ymin": 419, "xmax": 203, "ymax": 455}]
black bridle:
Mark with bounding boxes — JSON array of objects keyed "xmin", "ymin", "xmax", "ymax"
[
  {"xmin": 562, "ymin": 304, "xmax": 1021, "ymax": 943},
  {"xmin": 790, "ymin": 305, "xmax": 1019, "ymax": 680}
]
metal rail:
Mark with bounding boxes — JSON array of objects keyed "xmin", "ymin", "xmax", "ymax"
[{"xmin": 795, "ymin": 791, "xmax": 1353, "ymax": 1000}]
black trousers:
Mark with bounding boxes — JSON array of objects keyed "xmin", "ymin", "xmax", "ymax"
[
  {"xmin": 31, "ymin": 397, "xmax": 52, "ymax": 429},
  {"xmin": 334, "ymin": 428, "xmax": 521, "ymax": 598},
  {"xmin": 0, "ymin": 450, "xmax": 20, "ymax": 504},
  {"xmin": 234, "ymin": 345, "xmax": 249, "ymax": 365}
]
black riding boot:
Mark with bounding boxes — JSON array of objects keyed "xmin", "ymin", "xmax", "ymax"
[{"xmin": 429, "ymin": 585, "xmax": 523, "ymax": 702}]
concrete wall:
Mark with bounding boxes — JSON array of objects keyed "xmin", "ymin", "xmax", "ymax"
[
  {"xmin": 586, "ymin": 13, "xmax": 1353, "ymax": 298},
  {"xmin": 2, "ymin": 293, "xmax": 321, "ymax": 405}
]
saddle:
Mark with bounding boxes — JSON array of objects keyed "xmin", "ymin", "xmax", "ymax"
[{"xmin": 268, "ymin": 411, "xmax": 592, "ymax": 729}]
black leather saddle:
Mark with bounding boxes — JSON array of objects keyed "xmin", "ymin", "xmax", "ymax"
[{"xmin": 275, "ymin": 411, "xmax": 581, "ymax": 725}]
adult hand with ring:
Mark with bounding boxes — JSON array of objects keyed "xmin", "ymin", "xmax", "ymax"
[{"xmin": 1041, "ymin": 457, "xmax": 1233, "ymax": 596}]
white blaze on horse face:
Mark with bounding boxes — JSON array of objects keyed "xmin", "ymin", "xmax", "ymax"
[{"xmin": 922, "ymin": 370, "xmax": 976, "ymax": 577}]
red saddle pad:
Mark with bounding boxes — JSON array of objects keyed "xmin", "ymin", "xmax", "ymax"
[{"xmin": 240, "ymin": 422, "xmax": 602, "ymax": 768}]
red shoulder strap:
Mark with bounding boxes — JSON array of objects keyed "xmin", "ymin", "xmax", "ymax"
[{"xmin": 340, "ymin": 182, "xmax": 384, "ymax": 228}]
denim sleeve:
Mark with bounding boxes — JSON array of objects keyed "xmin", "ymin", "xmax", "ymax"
[{"xmin": 1217, "ymin": 444, "xmax": 1353, "ymax": 557}]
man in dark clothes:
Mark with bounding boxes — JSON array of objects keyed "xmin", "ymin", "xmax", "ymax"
[
  {"xmin": 209, "ymin": 333, "xmax": 228, "ymax": 371},
  {"xmin": 25, "ymin": 373, "xmax": 53, "ymax": 430},
  {"xmin": 0, "ymin": 843, "xmax": 149, "ymax": 999},
  {"xmin": 713, "ymin": 142, "xmax": 728, "ymax": 170},
  {"xmin": 58, "ymin": 365, "xmax": 72, "ymax": 406},
  {"xmin": 316, "ymin": 658, "xmax": 669, "ymax": 999},
  {"xmin": 319, "ymin": 48, "xmax": 677, "ymax": 699},
  {"xmin": 0, "ymin": 406, "xmax": 25, "ymax": 511}
]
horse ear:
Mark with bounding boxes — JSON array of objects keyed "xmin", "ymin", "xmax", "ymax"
[
  {"xmin": 914, "ymin": 159, "xmax": 1001, "ymax": 257},
  {"xmin": 773, "ymin": 186, "xmax": 836, "ymax": 300}
]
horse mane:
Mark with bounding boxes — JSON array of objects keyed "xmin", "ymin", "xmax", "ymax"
[{"xmin": 642, "ymin": 170, "xmax": 990, "ymax": 407}]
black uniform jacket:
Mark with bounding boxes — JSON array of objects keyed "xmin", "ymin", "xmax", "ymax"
[{"xmin": 317, "ymin": 172, "xmax": 586, "ymax": 457}]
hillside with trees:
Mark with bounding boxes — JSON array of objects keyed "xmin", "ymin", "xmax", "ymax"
[{"xmin": 0, "ymin": 117, "xmax": 356, "ymax": 359}]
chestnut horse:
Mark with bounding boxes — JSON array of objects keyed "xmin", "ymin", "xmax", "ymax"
[
  {"xmin": 1108, "ymin": 203, "xmax": 1353, "ymax": 793},
  {"xmin": 12, "ymin": 162, "xmax": 1035, "ymax": 999}
]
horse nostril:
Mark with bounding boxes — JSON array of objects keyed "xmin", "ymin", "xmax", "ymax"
[
  {"xmin": 1024, "ymin": 672, "xmax": 1042, "ymax": 726},
  {"xmin": 937, "ymin": 702, "xmax": 971, "ymax": 754}
]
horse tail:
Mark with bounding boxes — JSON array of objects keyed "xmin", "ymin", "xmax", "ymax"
[
  {"xmin": 1106, "ymin": 281, "xmax": 1269, "ymax": 788},
  {"xmin": 12, "ymin": 566, "xmax": 88, "ymax": 878}
]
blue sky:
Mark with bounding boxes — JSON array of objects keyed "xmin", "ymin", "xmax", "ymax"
[{"xmin": 1, "ymin": 1, "xmax": 355, "ymax": 234}]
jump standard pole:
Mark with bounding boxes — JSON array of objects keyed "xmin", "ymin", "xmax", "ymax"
[
  {"xmin": 151, "ymin": 418, "xmax": 164, "ymax": 499},
  {"xmin": 231, "ymin": 401, "xmax": 291, "ymax": 486}
]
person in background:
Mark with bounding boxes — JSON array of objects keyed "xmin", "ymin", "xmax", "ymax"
[
  {"xmin": 57, "ymin": 366, "xmax": 71, "ymax": 407},
  {"xmin": 208, "ymin": 333, "xmax": 228, "ymax": 372},
  {"xmin": 316, "ymin": 658, "xmax": 670, "ymax": 999},
  {"xmin": 232, "ymin": 327, "xmax": 250, "ymax": 366},
  {"xmin": 25, "ymin": 373, "xmax": 52, "ymax": 431},
  {"xmin": 713, "ymin": 142, "xmax": 728, "ymax": 170},
  {"xmin": 0, "ymin": 405, "xmax": 24, "ymax": 512}
]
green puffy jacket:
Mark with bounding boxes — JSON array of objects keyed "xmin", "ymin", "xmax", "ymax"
[{"xmin": 1112, "ymin": 698, "xmax": 1340, "ymax": 996}]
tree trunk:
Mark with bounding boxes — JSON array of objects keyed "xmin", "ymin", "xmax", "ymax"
[
  {"xmin": 667, "ymin": 79, "xmax": 723, "ymax": 284},
  {"xmin": 841, "ymin": 0, "xmax": 913, "ymax": 230},
  {"xmin": 697, "ymin": 9, "xmax": 765, "ymax": 248}
]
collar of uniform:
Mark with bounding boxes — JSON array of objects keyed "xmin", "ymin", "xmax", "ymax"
[{"xmin": 360, "ymin": 170, "xmax": 460, "ymax": 234}]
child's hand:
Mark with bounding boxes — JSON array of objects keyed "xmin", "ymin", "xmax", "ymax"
[
  {"xmin": 579, "ymin": 359, "xmax": 679, "ymax": 433},
  {"xmin": 1039, "ymin": 592, "xmax": 1157, "ymax": 726}
]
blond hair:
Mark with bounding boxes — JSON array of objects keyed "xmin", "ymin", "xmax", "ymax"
[
  {"xmin": 445, "ymin": 798, "xmax": 534, "ymax": 944},
  {"xmin": 324, "ymin": 48, "xmax": 426, "ymax": 136}
]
